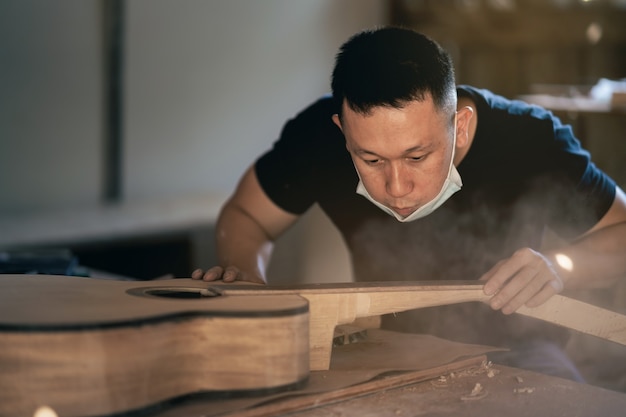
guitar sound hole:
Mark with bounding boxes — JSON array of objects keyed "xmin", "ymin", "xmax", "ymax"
[{"xmin": 143, "ymin": 288, "xmax": 221, "ymax": 299}]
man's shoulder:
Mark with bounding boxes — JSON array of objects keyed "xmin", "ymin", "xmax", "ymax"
[
  {"xmin": 458, "ymin": 85, "xmax": 555, "ymax": 122},
  {"xmin": 280, "ymin": 95, "xmax": 344, "ymax": 148},
  {"xmin": 293, "ymin": 94, "xmax": 338, "ymax": 119}
]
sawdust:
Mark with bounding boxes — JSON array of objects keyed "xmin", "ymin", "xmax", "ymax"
[
  {"xmin": 513, "ymin": 387, "xmax": 536, "ymax": 394},
  {"xmin": 429, "ymin": 360, "xmax": 500, "ymax": 401},
  {"xmin": 513, "ymin": 373, "xmax": 536, "ymax": 394},
  {"xmin": 461, "ymin": 382, "xmax": 488, "ymax": 401},
  {"xmin": 430, "ymin": 360, "xmax": 498, "ymax": 388}
]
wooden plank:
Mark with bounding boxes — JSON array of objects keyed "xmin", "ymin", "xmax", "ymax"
[
  {"xmin": 220, "ymin": 355, "xmax": 488, "ymax": 417},
  {"xmin": 516, "ymin": 294, "xmax": 626, "ymax": 346},
  {"xmin": 207, "ymin": 280, "xmax": 626, "ymax": 370}
]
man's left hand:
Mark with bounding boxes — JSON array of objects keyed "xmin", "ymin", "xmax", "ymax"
[{"xmin": 480, "ymin": 248, "xmax": 564, "ymax": 314}]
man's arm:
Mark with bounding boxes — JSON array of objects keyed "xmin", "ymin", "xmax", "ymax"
[
  {"xmin": 191, "ymin": 165, "xmax": 299, "ymax": 284},
  {"xmin": 552, "ymin": 185, "xmax": 626, "ymax": 289},
  {"xmin": 482, "ymin": 185, "xmax": 626, "ymax": 314}
]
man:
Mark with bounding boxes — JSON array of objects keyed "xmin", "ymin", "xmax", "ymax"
[{"xmin": 192, "ymin": 27, "xmax": 626, "ymax": 381}]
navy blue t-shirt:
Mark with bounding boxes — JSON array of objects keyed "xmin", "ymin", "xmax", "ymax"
[{"xmin": 255, "ymin": 85, "xmax": 615, "ymax": 347}]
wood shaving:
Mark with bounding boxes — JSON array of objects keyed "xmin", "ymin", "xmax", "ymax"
[
  {"xmin": 485, "ymin": 361, "xmax": 500, "ymax": 378},
  {"xmin": 514, "ymin": 387, "xmax": 535, "ymax": 394},
  {"xmin": 461, "ymin": 383, "xmax": 488, "ymax": 401},
  {"xmin": 430, "ymin": 375, "xmax": 449, "ymax": 387},
  {"xmin": 432, "ymin": 360, "xmax": 499, "ymax": 387},
  {"xmin": 450, "ymin": 360, "xmax": 495, "ymax": 379}
]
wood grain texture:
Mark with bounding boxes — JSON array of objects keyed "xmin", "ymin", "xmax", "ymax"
[
  {"xmin": 217, "ymin": 355, "xmax": 488, "ymax": 417},
  {"xmin": 207, "ymin": 280, "xmax": 626, "ymax": 370},
  {"xmin": 0, "ymin": 275, "xmax": 309, "ymax": 417},
  {"xmin": 149, "ymin": 330, "xmax": 504, "ymax": 417},
  {"xmin": 204, "ymin": 281, "xmax": 492, "ymax": 370},
  {"xmin": 516, "ymin": 294, "xmax": 626, "ymax": 346},
  {"xmin": 3, "ymin": 276, "xmax": 626, "ymax": 416}
]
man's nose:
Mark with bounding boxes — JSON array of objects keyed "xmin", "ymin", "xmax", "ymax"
[{"xmin": 386, "ymin": 163, "xmax": 412, "ymax": 198}]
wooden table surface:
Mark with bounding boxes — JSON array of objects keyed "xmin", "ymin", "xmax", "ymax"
[
  {"xmin": 150, "ymin": 362, "xmax": 626, "ymax": 417},
  {"xmin": 290, "ymin": 364, "xmax": 626, "ymax": 417},
  {"xmin": 148, "ymin": 328, "xmax": 626, "ymax": 417}
]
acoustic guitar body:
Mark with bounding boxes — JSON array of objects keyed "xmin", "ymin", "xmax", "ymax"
[{"xmin": 0, "ymin": 275, "xmax": 309, "ymax": 417}]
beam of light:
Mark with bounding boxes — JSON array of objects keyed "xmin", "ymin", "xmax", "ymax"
[{"xmin": 554, "ymin": 253, "xmax": 574, "ymax": 272}]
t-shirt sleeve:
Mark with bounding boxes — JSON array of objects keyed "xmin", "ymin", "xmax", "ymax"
[
  {"xmin": 545, "ymin": 117, "xmax": 616, "ymax": 239},
  {"xmin": 464, "ymin": 84, "xmax": 617, "ymax": 241},
  {"xmin": 255, "ymin": 97, "xmax": 337, "ymax": 215}
]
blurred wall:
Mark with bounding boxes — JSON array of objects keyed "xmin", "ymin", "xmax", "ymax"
[
  {"xmin": 0, "ymin": 0, "xmax": 387, "ymax": 209},
  {"xmin": 0, "ymin": 0, "xmax": 388, "ymax": 283},
  {"xmin": 124, "ymin": 0, "xmax": 387, "ymax": 201},
  {"xmin": 0, "ymin": 1, "xmax": 104, "ymax": 212},
  {"xmin": 391, "ymin": 0, "xmax": 626, "ymax": 187}
]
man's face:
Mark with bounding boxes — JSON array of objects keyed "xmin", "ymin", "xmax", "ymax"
[{"xmin": 333, "ymin": 97, "xmax": 456, "ymax": 218}]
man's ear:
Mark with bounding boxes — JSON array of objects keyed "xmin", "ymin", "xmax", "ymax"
[
  {"xmin": 455, "ymin": 106, "xmax": 474, "ymax": 148},
  {"xmin": 331, "ymin": 114, "xmax": 342, "ymax": 131}
]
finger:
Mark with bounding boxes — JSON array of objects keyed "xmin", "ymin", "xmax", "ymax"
[
  {"xmin": 489, "ymin": 263, "xmax": 542, "ymax": 314},
  {"xmin": 478, "ymin": 259, "xmax": 505, "ymax": 288},
  {"xmin": 222, "ymin": 266, "xmax": 241, "ymax": 282},
  {"xmin": 495, "ymin": 255, "xmax": 564, "ymax": 314},
  {"xmin": 481, "ymin": 256, "xmax": 522, "ymax": 296},
  {"xmin": 523, "ymin": 254, "xmax": 564, "ymax": 308},
  {"xmin": 202, "ymin": 266, "xmax": 225, "ymax": 281},
  {"xmin": 191, "ymin": 269, "xmax": 203, "ymax": 280},
  {"xmin": 498, "ymin": 268, "xmax": 546, "ymax": 315},
  {"xmin": 482, "ymin": 248, "xmax": 542, "ymax": 296}
]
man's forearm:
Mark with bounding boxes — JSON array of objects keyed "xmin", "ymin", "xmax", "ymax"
[
  {"xmin": 215, "ymin": 202, "xmax": 276, "ymax": 284},
  {"xmin": 550, "ymin": 221, "xmax": 626, "ymax": 290}
]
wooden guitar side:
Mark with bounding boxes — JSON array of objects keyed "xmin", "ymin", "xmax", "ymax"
[{"xmin": 0, "ymin": 275, "xmax": 309, "ymax": 417}]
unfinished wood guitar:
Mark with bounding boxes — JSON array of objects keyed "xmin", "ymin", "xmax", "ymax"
[
  {"xmin": 1, "ymin": 274, "xmax": 625, "ymax": 417},
  {"xmin": 0, "ymin": 275, "xmax": 310, "ymax": 417}
]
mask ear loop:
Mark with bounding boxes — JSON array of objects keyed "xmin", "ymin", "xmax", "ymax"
[{"xmin": 447, "ymin": 112, "xmax": 459, "ymax": 177}]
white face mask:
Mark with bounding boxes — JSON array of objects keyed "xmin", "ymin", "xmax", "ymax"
[{"xmin": 355, "ymin": 122, "xmax": 462, "ymax": 222}]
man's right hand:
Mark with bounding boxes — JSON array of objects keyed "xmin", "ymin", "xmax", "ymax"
[
  {"xmin": 190, "ymin": 165, "xmax": 298, "ymax": 287},
  {"xmin": 191, "ymin": 266, "xmax": 265, "ymax": 284}
]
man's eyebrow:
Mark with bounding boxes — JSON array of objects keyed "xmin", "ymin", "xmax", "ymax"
[
  {"xmin": 403, "ymin": 144, "xmax": 429, "ymax": 154},
  {"xmin": 353, "ymin": 148, "xmax": 380, "ymax": 156},
  {"xmin": 353, "ymin": 144, "xmax": 430, "ymax": 158}
]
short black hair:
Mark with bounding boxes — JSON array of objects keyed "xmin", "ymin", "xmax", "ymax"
[{"xmin": 331, "ymin": 27, "xmax": 456, "ymax": 118}]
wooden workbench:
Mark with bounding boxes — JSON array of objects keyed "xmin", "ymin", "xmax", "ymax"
[
  {"xmin": 290, "ymin": 364, "xmax": 626, "ymax": 417},
  {"xmin": 147, "ymin": 329, "xmax": 626, "ymax": 417},
  {"xmin": 148, "ymin": 363, "xmax": 626, "ymax": 417}
]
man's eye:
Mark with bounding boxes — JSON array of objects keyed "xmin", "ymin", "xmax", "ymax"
[
  {"xmin": 408, "ymin": 156, "xmax": 424, "ymax": 162},
  {"xmin": 364, "ymin": 159, "xmax": 380, "ymax": 165}
]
